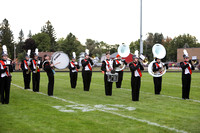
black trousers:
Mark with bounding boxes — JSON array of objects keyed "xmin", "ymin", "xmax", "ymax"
[
  {"xmin": 153, "ymin": 77, "xmax": 162, "ymax": 94},
  {"xmin": 131, "ymin": 76, "xmax": 141, "ymax": 101},
  {"xmin": 47, "ymin": 72, "xmax": 54, "ymax": 96},
  {"xmin": 0, "ymin": 76, "xmax": 11, "ymax": 104},
  {"xmin": 104, "ymin": 74, "xmax": 113, "ymax": 96},
  {"xmin": 23, "ymin": 71, "xmax": 31, "ymax": 89},
  {"xmin": 116, "ymin": 71, "xmax": 123, "ymax": 88},
  {"xmin": 82, "ymin": 71, "xmax": 92, "ymax": 91},
  {"xmin": 70, "ymin": 72, "xmax": 78, "ymax": 88},
  {"xmin": 182, "ymin": 74, "xmax": 191, "ymax": 99},
  {"xmin": 32, "ymin": 72, "xmax": 40, "ymax": 92}
]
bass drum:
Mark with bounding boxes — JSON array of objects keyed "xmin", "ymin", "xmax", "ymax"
[{"xmin": 51, "ymin": 51, "xmax": 69, "ymax": 69}]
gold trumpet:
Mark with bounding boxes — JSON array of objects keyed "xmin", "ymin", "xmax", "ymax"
[{"xmin": 139, "ymin": 54, "xmax": 148, "ymax": 65}]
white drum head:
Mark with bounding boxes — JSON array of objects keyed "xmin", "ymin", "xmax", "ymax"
[{"xmin": 51, "ymin": 52, "xmax": 69, "ymax": 69}]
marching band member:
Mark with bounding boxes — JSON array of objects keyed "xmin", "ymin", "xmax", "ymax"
[
  {"xmin": 68, "ymin": 52, "xmax": 80, "ymax": 89},
  {"xmin": 0, "ymin": 45, "xmax": 13, "ymax": 104},
  {"xmin": 43, "ymin": 55, "xmax": 54, "ymax": 96},
  {"xmin": 129, "ymin": 51, "xmax": 144, "ymax": 101},
  {"xmin": 152, "ymin": 58, "xmax": 168, "ymax": 95},
  {"xmin": 101, "ymin": 52, "xmax": 114, "ymax": 96},
  {"xmin": 180, "ymin": 50, "xmax": 195, "ymax": 99},
  {"xmin": 21, "ymin": 50, "xmax": 31, "ymax": 89},
  {"xmin": 30, "ymin": 49, "xmax": 42, "ymax": 92},
  {"xmin": 81, "ymin": 51, "xmax": 93, "ymax": 91},
  {"xmin": 113, "ymin": 54, "xmax": 127, "ymax": 88}
]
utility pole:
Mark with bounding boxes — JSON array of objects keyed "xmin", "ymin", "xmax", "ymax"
[{"xmin": 140, "ymin": 0, "xmax": 143, "ymax": 54}]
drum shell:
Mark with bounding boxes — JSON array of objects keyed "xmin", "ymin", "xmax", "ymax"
[
  {"xmin": 51, "ymin": 51, "xmax": 69, "ymax": 69},
  {"xmin": 106, "ymin": 72, "xmax": 118, "ymax": 82}
]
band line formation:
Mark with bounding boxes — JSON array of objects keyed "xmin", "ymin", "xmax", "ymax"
[{"xmin": 0, "ymin": 43, "xmax": 195, "ymax": 104}]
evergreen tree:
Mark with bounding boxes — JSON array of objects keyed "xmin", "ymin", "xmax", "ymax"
[
  {"xmin": 41, "ymin": 20, "xmax": 57, "ymax": 51},
  {"xmin": 27, "ymin": 30, "xmax": 32, "ymax": 38},
  {"xmin": 0, "ymin": 18, "xmax": 14, "ymax": 59},
  {"xmin": 16, "ymin": 29, "xmax": 25, "ymax": 54}
]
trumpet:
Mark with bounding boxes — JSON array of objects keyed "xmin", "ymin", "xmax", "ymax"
[
  {"xmin": 139, "ymin": 54, "xmax": 148, "ymax": 65},
  {"xmin": 191, "ymin": 59, "xmax": 199, "ymax": 66},
  {"xmin": 35, "ymin": 66, "xmax": 39, "ymax": 73}
]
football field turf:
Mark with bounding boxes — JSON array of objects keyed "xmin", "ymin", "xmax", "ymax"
[{"xmin": 0, "ymin": 72, "xmax": 200, "ymax": 133}]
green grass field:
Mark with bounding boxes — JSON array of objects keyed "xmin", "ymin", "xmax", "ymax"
[{"xmin": 0, "ymin": 71, "xmax": 200, "ymax": 133}]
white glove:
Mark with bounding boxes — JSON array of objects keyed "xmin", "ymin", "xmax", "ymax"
[{"xmin": 75, "ymin": 62, "xmax": 78, "ymax": 65}]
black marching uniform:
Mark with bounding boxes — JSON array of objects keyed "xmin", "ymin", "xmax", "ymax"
[
  {"xmin": 43, "ymin": 60, "xmax": 54, "ymax": 96},
  {"xmin": 68, "ymin": 61, "xmax": 80, "ymax": 88},
  {"xmin": 180, "ymin": 60, "xmax": 194, "ymax": 99},
  {"xmin": 113, "ymin": 59, "xmax": 127, "ymax": 88},
  {"xmin": 21, "ymin": 59, "xmax": 31, "ymax": 89},
  {"xmin": 30, "ymin": 59, "xmax": 42, "ymax": 92},
  {"xmin": 129, "ymin": 61, "xmax": 144, "ymax": 101},
  {"xmin": 0, "ymin": 59, "xmax": 13, "ymax": 104},
  {"xmin": 81, "ymin": 58, "xmax": 93, "ymax": 91},
  {"xmin": 152, "ymin": 61, "xmax": 168, "ymax": 95},
  {"xmin": 101, "ymin": 59, "xmax": 113, "ymax": 96}
]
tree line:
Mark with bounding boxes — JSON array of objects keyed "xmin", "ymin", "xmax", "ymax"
[{"xmin": 0, "ymin": 18, "xmax": 200, "ymax": 62}]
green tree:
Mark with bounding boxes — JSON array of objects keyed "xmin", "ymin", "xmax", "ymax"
[
  {"xmin": 166, "ymin": 34, "xmax": 200, "ymax": 61},
  {"xmin": 41, "ymin": 20, "xmax": 57, "ymax": 51},
  {"xmin": 16, "ymin": 29, "xmax": 25, "ymax": 55},
  {"xmin": 110, "ymin": 44, "xmax": 119, "ymax": 54},
  {"xmin": 32, "ymin": 33, "xmax": 51, "ymax": 52},
  {"xmin": 23, "ymin": 38, "xmax": 37, "ymax": 58},
  {"xmin": 0, "ymin": 18, "xmax": 14, "ymax": 59},
  {"xmin": 85, "ymin": 39, "xmax": 98, "ymax": 56},
  {"xmin": 28, "ymin": 30, "xmax": 32, "ymax": 38},
  {"xmin": 57, "ymin": 33, "xmax": 84, "ymax": 58}
]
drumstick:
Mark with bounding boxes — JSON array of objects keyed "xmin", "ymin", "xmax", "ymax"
[{"xmin": 54, "ymin": 62, "xmax": 61, "ymax": 65}]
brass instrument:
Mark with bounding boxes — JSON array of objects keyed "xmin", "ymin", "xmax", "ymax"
[
  {"xmin": 191, "ymin": 56, "xmax": 199, "ymax": 66},
  {"xmin": 148, "ymin": 44, "xmax": 167, "ymax": 77},
  {"xmin": 139, "ymin": 54, "xmax": 148, "ymax": 65},
  {"xmin": 26, "ymin": 66, "xmax": 31, "ymax": 74}
]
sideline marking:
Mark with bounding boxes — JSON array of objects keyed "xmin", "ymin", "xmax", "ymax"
[{"xmin": 11, "ymin": 83, "xmax": 187, "ymax": 133}]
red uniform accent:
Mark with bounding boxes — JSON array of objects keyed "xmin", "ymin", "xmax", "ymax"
[
  {"xmin": 24, "ymin": 60, "xmax": 29, "ymax": 69},
  {"xmin": 116, "ymin": 60, "xmax": 123, "ymax": 71},
  {"xmin": 133, "ymin": 63, "xmax": 142, "ymax": 77},
  {"xmin": 0, "ymin": 60, "xmax": 9, "ymax": 76},
  {"xmin": 106, "ymin": 60, "xmax": 112, "ymax": 71},
  {"xmin": 116, "ymin": 60, "xmax": 120, "ymax": 64},
  {"xmin": 84, "ymin": 59, "xmax": 92, "ymax": 71},
  {"xmin": 155, "ymin": 63, "xmax": 162, "ymax": 74},
  {"xmin": 184, "ymin": 62, "xmax": 192, "ymax": 74},
  {"xmin": 33, "ymin": 60, "xmax": 40, "ymax": 72},
  {"xmin": 71, "ymin": 61, "xmax": 78, "ymax": 72}
]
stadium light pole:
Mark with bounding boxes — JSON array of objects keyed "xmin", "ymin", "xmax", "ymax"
[{"xmin": 140, "ymin": 0, "xmax": 143, "ymax": 54}]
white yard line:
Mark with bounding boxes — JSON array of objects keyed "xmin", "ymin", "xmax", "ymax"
[{"xmin": 11, "ymin": 83, "xmax": 187, "ymax": 133}]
